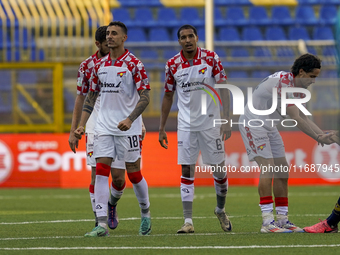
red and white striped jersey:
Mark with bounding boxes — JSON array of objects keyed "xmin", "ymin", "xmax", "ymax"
[
  {"xmin": 244, "ymin": 71, "xmax": 306, "ymax": 129},
  {"xmin": 164, "ymin": 47, "xmax": 227, "ymax": 131},
  {"xmin": 76, "ymin": 51, "xmax": 101, "ymax": 133},
  {"xmin": 90, "ymin": 49, "xmax": 150, "ymax": 136}
]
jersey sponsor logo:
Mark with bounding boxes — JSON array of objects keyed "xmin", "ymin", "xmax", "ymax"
[
  {"xmin": 117, "ymin": 71, "xmax": 126, "ymax": 77},
  {"xmin": 257, "ymin": 144, "xmax": 266, "ymax": 151},
  {"xmin": 0, "ymin": 140, "xmax": 13, "ymax": 184},
  {"xmin": 98, "ymin": 71, "xmax": 107, "ymax": 75},
  {"xmin": 102, "ymin": 81, "xmax": 121, "ymax": 88},
  {"xmin": 198, "ymin": 67, "xmax": 207, "ymax": 75}
]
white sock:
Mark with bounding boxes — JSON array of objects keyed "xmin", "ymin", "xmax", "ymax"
[
  {"xmin": 95, "ymin": 175, "xmax": 109, "ymax": 218},
  {"xmin": 132, "ymin": 177, "xmax": 150, "ymax": 210},
  {"xmin": 89, "ymin": 192, "xmax": 96, "ymax": 212}
]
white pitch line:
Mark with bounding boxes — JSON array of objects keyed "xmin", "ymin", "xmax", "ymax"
[
  {"xmin": 0, "ymin": 232, "xmax": 259, "ymax": 241},
  {"xmin": 0, "ymin": 214, "xmax": 329, "ymax": 225},
  {"xmin": 0, "ymin": 192, "xmax": 338, "ymax": 200},
  {"xmin": 1, "ymin": 244, "xmax": 340, "ymax": 250}
]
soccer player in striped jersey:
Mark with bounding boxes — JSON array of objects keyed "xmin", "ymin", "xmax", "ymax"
[
  {"xmin": 159, "ymin": 24, "xmax": 232, "ymax": 233},
  {"xmin": 69, "ymin": 26, "xmax": 131, "ymax": 230},
  {"xmin": 74, "ymin": 21, "xmax": 151, "ymax": 237},
  {"xmin": 238, "ymin": 54, "xmax": 335, "ymax": 233}
]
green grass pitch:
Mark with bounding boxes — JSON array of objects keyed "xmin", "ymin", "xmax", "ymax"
[{"xmin": 0, "ymin": 186, "xmax": 339, "ymax": 254}]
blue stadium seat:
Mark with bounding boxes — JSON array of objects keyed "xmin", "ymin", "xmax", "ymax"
[
  {"xmin": 322, "ymin": 0, "xmax": 340, "ymax": 4},
  {"xmin": 134, "ymin": 8, "xmax": 157, "ymax": 28},
  {"xmin": 227, "ymin": 71, "xmax": 248, "ymax": 78},
  {"xmin": 156, "ymin": 8, "xmax": 180, "ymax": 28},
  {"xmin": 140, "ymin": 49, "xmax": 161, "ymax": 69},
  {"xmin": 179, "ymin": 7, "xmax": 204, "ymax": 27},
  {"xmin": 319, "ymin": 5, "xmax": 338, "ymax": 25},
  {"xmin": 225, "ymin": 7, "xmax": 248, "ymax": 26},
  {"xmin": 295, "ymin": 6, "xmax": 318, "ymax": 26},
  {"xmin": 251, "ymin": 71, "xmax": 271, "ymax": 79},
  {"xmin": 17, "ymin": 70, "xmax": 37, "ymax": 84},
  {"xmin": 265, "ymin": 27, "xmax": 287, "ymax": 40},
  {"xmin": 127, "ymin": 28, "xmax": 147, "ymax": 42},
  {"xmin": 253, "ymin": 47, "xmax": 274, "ymax": 66},
  {"xmin": 6, "ymin": 50, "xmax": 20, "ymax": 61},
  {"xmin": 63, "ymin": 89, "xmax": 75, "ymax": 113},
  {"xmin": 288, "ymin": 26, "xmax": 310, "ymax": 40},
  {"xmin": 213, "ymin": 7, "xmax": 225, "ymax": 27},
  {"xmin": 111, "ymin": 8, "xmax": 134, "ymax": 27},
  {"xmin": 322, "ymin": 46, "xmax": 337, "ymax": 56},
  {"xmin": 248, "ymin": 6, "xmax": 271, "ymax": 26},
  {"xmin": 217, "ymin": 27, "xmax": 241, "ymax": 41},
  {"xmin": 271, "ymin": 6, "xmax": 294, "ymax": 26},
  {"xmin": 215, "ymin": 49, "xmax": 227, "ymax": 58},
  {"xmin": 171, "ymin": 28, "xmax": 179, "ymax": 41},
  {"xmin": 118, "ymin": 0, "xmax": 161, "ymax": 7},
  {"xmin": 276, "ymin": 47, "xmax": 295, "ymax": 65},
  {"xmin": 319, "ymin": 70, "xmax": 338, "ymax": 78},
  {"xmin": 163, "ymin": 49, "xmax": 179, "ymax": 60},
  {"xmin": 197, "ymin": 28, "xmax": 206, "ymax": 41},
  {"xmin": 215, "ymin": 0, "xmax": 251, "ymax": 5},
  {"xmin": 148, "ymin": 28, "xmax": 170, "ymax": 41},
  {"xmin": 307, "ymin": 46, "xmax": 317, "ymax": 55},
  {"xmin": 0, "ymin": 71, "xmax": 12, "ymax": 113},
  {"xmin": 242, "ymin": 27, "xmax": 263, "ymax": 41},
  {"xmin": 31, "ymin": 49, "xmax": 45, "ymax": 61},
  {"xmin": 313, "ymin": 26, "xmax": 335, "ymax": 40},
  {"xmin": 226, "ymin": 48, "xmax": 251, "ymax": 67}
]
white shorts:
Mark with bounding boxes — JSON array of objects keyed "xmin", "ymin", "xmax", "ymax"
[
  {"xmin": 86, "ymin": 133, "xmax": 125, "ymax": 169},
  {"xmin": 178, "ymin": 128, "xmax": 225, "ymax": 165},
  {"xmin": 93, "ymin": 134, "xmax": 141, "ymax": 163},
  {"xmin": 239, "ymin": 121, "xmax": 286, "ymax": 162}
]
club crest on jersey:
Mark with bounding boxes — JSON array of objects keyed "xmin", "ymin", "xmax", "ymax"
[
  {"xmin": 198, "ymin": 67, "xmax": 207, "ymax": 75},
  {"xmin": 257, "ymin": 144, "xmax": 266, "ymax": 151},
  {"xmin": 87, "ymin": 151, "xmax": 93, "ymax": 157},
  {"xmin": 117, "ymin": 71, "xmax": 126, "ymax": 77}
]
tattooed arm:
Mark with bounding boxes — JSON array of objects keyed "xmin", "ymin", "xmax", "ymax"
[
  {"xmin": 117, "ymin": 89, "xmax": 150, "ymax": 131},
  {"xmin": 74, "ymin": 90, "xmax": 99, "ymax": 139}
]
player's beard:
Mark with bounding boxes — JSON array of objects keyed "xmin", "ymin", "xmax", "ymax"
[{"xmin": 100, "ymin": 50, "xmax": 108, "ymax": 57}]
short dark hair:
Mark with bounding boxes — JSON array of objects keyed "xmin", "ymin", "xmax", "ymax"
[
  {"xmin": 291, "ymin": 53, "xmax": 322, "ymax": 76},
  {"xmin": 95, "ymin": 26, "xmax": 107, "ymax": 43},
  {"xmin": 177, "ymin": 24, "xmax": 197, "ymax": 39},
  {"xmin": 108, "ymin": 21, "xmax": 128, "ymax": 35}
]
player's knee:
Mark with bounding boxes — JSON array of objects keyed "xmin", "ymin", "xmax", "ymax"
[
  {"xmin": 112, "ymin": 177, "xmax": 125, "ymax": 189},
  {"xmin": 127, "ymin": 171, "xmax": 143, "ymax": 184},
  {"xmin": 181, "ymin": 165, "xmax": 192, "ymax": 178}
]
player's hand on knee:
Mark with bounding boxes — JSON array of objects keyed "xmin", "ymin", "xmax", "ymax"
[
  {"xmin": 74, "ymin": 126, "xmax": 85, "ymax": 140},
  {"xmin": 317, "ymin": 133, "xmax": 334, "ymax": 146},
  {"xmin": 159, "ymin": 130, "xmax": 168, "ymax": 149},
  {"xmin": 118, "ymin": 118, "xmax": 132, "ymax": 131},
  {"xmin": 220, "ymin": 124, "xmax": 231, "ymax": 141}
]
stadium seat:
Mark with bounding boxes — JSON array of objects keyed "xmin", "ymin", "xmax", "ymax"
[
  {"xmin": 126, "ymin": 28, "xmax": 147, "ymax": 42},
  {"xmin": 319, "ymin": 5, "xmax": 338, "ymax": 25},
  {"xmin": 322, "ymin": 46, "xmax": 337, "ymax": 56},
  {"xmin": 31, "ymin": 49, "xmax": 45, "ymax": 61},
  {"xmin": 63, "ymin": 89, "xmax": 75, "ymax": 113},
  {"xmin": 140, "ymin": 49, "xmax": 161, "ymax": 69},
  {"xmin": 179, "ymin": 7, "xmax": 204, "ymax": 27},
  {"xmin": 242, "ymin": 27, "xmax": 263, "ymax": 41},
  {"xmin": 213, "ymin": 7, "xmax": 225, "ymax": 27},
  {"xmin": 227, "ymin": 71, "xmax": 248, "ymax": 78},
  {"xmin": 248, "ymin": 6, "xmax": 271, "ymax": 26},
  {"xmin": 276, "ymin": 47, "xmax": 295, "ymax": 65},
  {"xmin": 118, "ymin": 0, "xmax": 161, "ymax": 7},
  {"xmin": 319, "ymin": 70, "xmax": 338, "ymax": 78},
  {"xmin": 251, "ymin": 70, "xmax": 271, "ymax": 79},
  {"xmin": 271, "ymin": 6, "xmax": 294, "ymax": 26},
  {"xmin": 111, "ymin": 8, "xmax": 134, "ymax": 27},
  {"xmin": 288, "ymin": 26, "xmax": 310, "ymax": 40},
  {"xmin": 297, "ymin": 0, "xmax": 322, "ymax": 4},
  {"xmin": 215, "ymin": 0, "xmax": 251, "ymax": 5},
  {"xmin": 295, "ymin": 6, "xmax": 318, "ymax": 26},
  {"xmin": 253, "ymin": 47, "xmax": 274, "ymax": 66},
  {"xmin": 322, "ymin": 0, "xmax": 340, "ymax": 4},
  {"xmin": 306, "ymin": 46, "xmax": 317, "ymax": 55},
  {"xmin": 0, "ymin": 71, "xmax": 12, "ymax": 113},
  {"xmin": 134, "ymin": 8, "xmax": 157, "ymax": 28},
  {"xmin": 313, "ymin": 26, "xmax": 335, "ymax": 40},
  {"xmin": 217, "ymin": 27, "xmax": 241, "ymax": 41},
  {"xmin": 215, "ymin": 49, "xmax": 227, "ymax": 58},
  {"xmin": 226, "ymin": 48, "xmax": 251, "ymax": 67},
  {"xmin": 156, "ymin": 8, "xmax": 180, "ymax": 28},
  {"xmin": 148, "ymin": 28, "xmax": 170, "ymax": 41},
  {"xmin": 225, "ymin": 7, "xmax": 248, "ymax": 26},
  {"xmin": 197, "ymin": 28, "xmax": 206, "ymax": 41},
  {"xmin": 6, "ymin": 50, "xmax": 20, "ymax": 62},
  {"xmin": 163, "ymin": 49, "xmax": 179, "ymax": 60},
  {"xmin": 265, "ymin": 27, "xmax": 287, "ymax": 41}
]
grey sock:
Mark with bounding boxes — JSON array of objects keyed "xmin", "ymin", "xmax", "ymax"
[
  {"xmin": 97, "ymin": 216, "xmax": 107, "ymax": 224},
  {"xmin": 110, "ymin": 195, "xmax": 120, "ymax": 206},
  {"xmin": 216, "ymin": 194, "xmax": 226, "ymax": 210},
  {"xmin": 141, "ymin": 207, "xmax": 149, "ymax": 214},
  {"xmin": 183, "ymin": 201, "xmax": 193, "ymax": 219}
]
